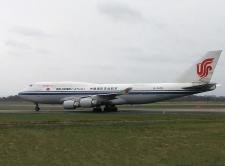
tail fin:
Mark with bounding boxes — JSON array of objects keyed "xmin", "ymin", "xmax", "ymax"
[{"xmin": 177, "ymin": 50, "xmax": 222, "ymax": 83}]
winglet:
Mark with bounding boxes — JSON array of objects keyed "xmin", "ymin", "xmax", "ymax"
[{"xmin": 122, "ymin": 87, "xmax": 132, "ymax": 95}]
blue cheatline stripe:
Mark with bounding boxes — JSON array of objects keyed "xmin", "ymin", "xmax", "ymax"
[
  {"xmin": 19, "ymin": 90, "xmax": 198, "ymax": 93},
  {"xmin": 18, "ymin": 91, "xmax": 201, "ymax": 96}
]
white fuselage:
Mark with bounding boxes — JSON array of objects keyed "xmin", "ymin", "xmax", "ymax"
[{"xmin": 18, "ymin": 82, "xmax": 211, "ymax": 105}]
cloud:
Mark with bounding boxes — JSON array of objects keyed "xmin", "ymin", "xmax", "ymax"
[
  {"xmin": 97, "ymin": 2, "xmax": 167, "ymax": 29},
  {"xmin": 10, "ymin": 26, "xmax": 50, "ymax": 38},
  {"xmin": 35, "ymin": 48, "xmax": 52, "ymax": 55},
  {"xmin": 88, "ymin": 64, "xmax": 116, "ymax": 71},
  {"xmin": 5, "ymin": 51, "xmax": 22, "ymax": 57},
  {"xmin": 0, "ymin": 0, "xmax": 224, "ymax": 96},
  {"xmin": 98, "ymin": 2, "xmax": 144, "ymax": 22},
  {"xmin": 5, "ymin": 40, "xmax": 32, "ymax": 49}
]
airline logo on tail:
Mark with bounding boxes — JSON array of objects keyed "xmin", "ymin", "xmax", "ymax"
[{"xmin": 197, "ymin": 58, "xmax": 214, "ymax": 78}]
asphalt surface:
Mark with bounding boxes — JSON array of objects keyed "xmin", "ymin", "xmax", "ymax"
[
  {"xmin": 121, "ymin": 108, "xmax": 225, "ymax": 114},
  {"xmin": 0, "ymin": 108, "xmax": 225, "ymax": 114}
]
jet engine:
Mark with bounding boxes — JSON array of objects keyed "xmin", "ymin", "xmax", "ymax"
[
  {"xmin": 63, "ymin": 97, "xmax": 99, "ymax": 109},
  {"xmin": 63, "ymin": 100, "xmax": 77, "ymax": 109},
  {"xmin": 79, "ymin": 97, "xmax": 98, "ymax": 108}
]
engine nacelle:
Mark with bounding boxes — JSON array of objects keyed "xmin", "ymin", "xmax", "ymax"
[
  {"xmin": 79, "ymin": 97, "xmax": 98, "ymax": 108},
  {"xmin": 63, "ymin": 100, "xmax": 76, "ymax": 109},
  {"xmin": 63, "ymin": 97, "xmax": 99, "ymax": 109}
]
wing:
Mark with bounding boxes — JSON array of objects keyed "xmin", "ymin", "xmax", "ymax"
[
  {"xmin": 97, "ymin": 87, "xmax": 132, "ymax": 100},
  {"xmin": 182, "ymin": 83, "xmax": 216, "ymax": 90},
  {"xmin": 61, "ymin": 87, "xmax": 132, "ymax": 102}
]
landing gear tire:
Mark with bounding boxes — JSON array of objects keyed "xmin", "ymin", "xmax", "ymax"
[
  {"xmin": 112, "ymin": 106, "xmax": 118, "ymax": 112},
  {"xmin": 104, "ymin": 105, "xmax": 118, "ymax": 112},
  {"xmin": 104, "ymin": 105, "xmax": 110, "ymax": 112},
  {"xmin": 93, "ymin": 107, "xmax": 102, "ymax": 113},
  {"xmin": 35, "ymin": 104, "xmax": 40, "ymax": 112}
]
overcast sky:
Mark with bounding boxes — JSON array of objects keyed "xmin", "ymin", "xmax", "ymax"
[{"xmin": 0, "ymin": 0, "xmax": 225, "ymax": 96}]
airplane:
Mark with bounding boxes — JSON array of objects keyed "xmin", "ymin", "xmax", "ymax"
[{"xmin": 18, "ymin": 50, "xmax": 222, "ymax": 112}]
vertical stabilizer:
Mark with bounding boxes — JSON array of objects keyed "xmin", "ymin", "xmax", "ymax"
[{"xmin": 177, "ymin": 50, "xmax": 222, "ymax": 83}]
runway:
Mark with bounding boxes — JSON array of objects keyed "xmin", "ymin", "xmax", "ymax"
[
  {"xmin": 0, "ymin": 108, "xmax": 225, "ymax": 114},
  {"xmin": 121, "ymin": 108, "xmax": 225, "ymax": 114}
]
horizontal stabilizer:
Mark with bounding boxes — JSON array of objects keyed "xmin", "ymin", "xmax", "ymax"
[{"xmin": 182, "ymin": 83, "xmax": 216, "ymax": 91}]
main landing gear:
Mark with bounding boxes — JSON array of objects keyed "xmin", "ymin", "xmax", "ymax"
[
  {"xmin": 92, "ymin": 105, "xmax": 118, "ymax": 113},
  {"xmin": 104, "ymin": 105, "xmax": 118, "ymax": 112},
  {"xmin": 35, "ymin": 103, "xmax": 40, "ymax": 112},
  {"xmin": 92, "ymin": 107, "xmax": 102, "ymax": 112}
]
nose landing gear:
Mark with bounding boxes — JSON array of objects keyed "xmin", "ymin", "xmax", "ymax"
[{"xmin": 35, "ymin": 103, "xmax": 40, "ymax": 112}]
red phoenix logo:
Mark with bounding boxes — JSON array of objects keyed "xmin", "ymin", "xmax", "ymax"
[{"xmin": 197, "ymin": 58, "xmax": 214, "ymax": 78}]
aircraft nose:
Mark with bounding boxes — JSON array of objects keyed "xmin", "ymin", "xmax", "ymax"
[
  {"xmin": 18, "ymin": 91, "xmax": 26, "ymax": 97},
  {"xmin": 18, "ymin": 91, "xmax": 28, "ymax": 101},
  {"xmin": 18, "ymin": 87, "xmax": 29, "ymax": 96},
  {"xmin": 18, "ymin": 92, "xmax": 23, "ymax": 97}
]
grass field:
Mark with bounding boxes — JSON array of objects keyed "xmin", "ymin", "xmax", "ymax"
[{"xmin": 0, "ymin": 112, "xmax": 225, "ymax": 166}]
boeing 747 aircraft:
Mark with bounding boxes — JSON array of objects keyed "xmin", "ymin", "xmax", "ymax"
[{"xmin": 19, "ymin": 50, "xmax": 222, "ymax": 112}]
